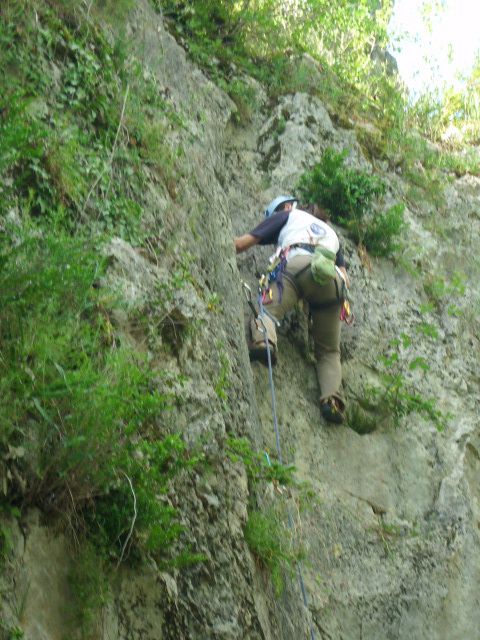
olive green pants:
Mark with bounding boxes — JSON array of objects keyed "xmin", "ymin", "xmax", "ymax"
[{"xmin": 251, "ymin": 255, "xmax": 344, "ymax": 405}]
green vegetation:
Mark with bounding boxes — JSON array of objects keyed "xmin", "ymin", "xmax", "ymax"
[
  {"xmin": 226, "ymin": 438, "xmax": 296, "ymax": 488},
  {"xmin": 355, "ymin": 332, "xmax": 448, "ymax": 431},
  {"xmin": 0, "ymin": 0, "xmax": 202, "ymax": 580},
  {"xmin": 0, "ymin": 0, "xmax": 184, "ymax": 238},
  {"xmin": 372, "ymin": 519, "xmax": 410, "ymax": 556},
  {"xmin": 227, "ymin": 438, "xmax": 309, "ymax": 593},
  {"xmin": 156, "ymin": 0, "xmax": 480, "ymax": 207},
  {"xmin": 0, "ymin": 228, "xmax": 200, "ymax": 564},
  {"xmin": 409, "ymin": 65, "xmax": 480, "ymax": 148},
  {"xmin": 0, "ymin": 620, "xmax": 24, "ymax": 640},
  {"xmin": 362, "ymin": 203, "xmax": 406, "ymax": 257},
  {"xmin": 0, "ymin": 507, "xmax": 21, "ymax": 567},
  {"xmin": 244, "ymin": 508, "xmax": 302, "ymax": 595},
  {"xmin": 0, "ymin": 525, "xmax": 13, "ymax": 564},
  {"xmin": 0, "ymin": 0, "xmax": 473, "ymax": 622},
  {"xmin": 297, "ymin": 148, "xmax": 407, "ymax": 256},
  {"xmin": 67, "ymin": 543, "xmax": 110, "ymax": 638},
  {"xmin": 424, "ymin": 271, "xmax": 467, "ymax": 310},
  {"xmin": 297, "ymin": 149, "xmax": 386, "ymax": 224},
  {"xmin": 156, "ymin": 0, "xmax": 395, "ymax": 127},
  {"xmin": 347, "ymin": 404, "xmax": 377, "ymax": 436}
]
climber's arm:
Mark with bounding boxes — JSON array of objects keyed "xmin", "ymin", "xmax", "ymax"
[
  {"xmin": 234, "ymin": 233, "xmax": 260, "ymax": 253},
  {"xmin": 235, "ymin": 212, "xmax": 288, "ymax": 254}
]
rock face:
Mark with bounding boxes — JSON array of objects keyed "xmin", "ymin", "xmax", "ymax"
[{"xmin": 1, "ymin": 2, "xmax": 479, "ymax": 639}]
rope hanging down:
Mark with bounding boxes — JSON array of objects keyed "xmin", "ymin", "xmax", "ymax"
[{"xmin": 243, "ymin": 281, "xmax": 316, "ymax": 640}]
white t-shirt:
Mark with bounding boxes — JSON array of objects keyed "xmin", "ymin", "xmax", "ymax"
[{"xmin": 277, "ymin": 209, "xmax": 340, "ymax": 260}]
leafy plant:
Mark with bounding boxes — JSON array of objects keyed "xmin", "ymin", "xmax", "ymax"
[
  {"xmin": 423, "ymin": 271, "xmax": 467, "ymax": 309},
  {"xmin": 415, "ymin": 322, "xmax": 439, "ymax": 340},
  {"xmin": 362, "ymin": 203, "xmax": 407, "ymax": 257},
  {"xmin": 359, "ymin": 333, "xmax": 448, "ymax": 431},
  {"xmin": 297, "ymin": 148, "xmax": 386, "ymax": 226},
  {"xmin": 371, "ymin": 519, "xmax": 413, "ymax": 556},
  {"xmin": 0, "ymin": 230, "xmax": 199, "ymax": 564},
  {"xmin": 82, "ymin": 435, "xmax": 194, "ymax": 561},
  {"xmin": 227, "ymin": 437, "xmax": 313, "ymax": 595},
  {"xmin": 226, "ymin": 438, "xmax": 296, "ymax": 488},
  {"xmin": 155, "ymin": 0, "xmax": 480, "ymax": 210},
  {"xmin": 156, "ymin": 253, "xmax": 194, "ymax": 304},
  {"xmin": 297, "ymin": 148, "xmax": 406, "ymax": 256},
  {"xmin": 219, "ymin": 77, "xmax": 258, "ymax": 125},
  {"xmin": 244, "ymin": 508, "xmax": 301, "ymax": 596},
  {"xmin": 0, "ymin": 1, "xmax": 186, "ymax": 240},
  {"xmin": 155, "ymin": 0, "xmax": 398, "ymax": 131},
  {"xmin": 0, "ymin": 523, "xmax": 13, "ymax": 564}
]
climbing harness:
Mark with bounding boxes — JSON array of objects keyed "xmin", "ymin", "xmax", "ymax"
[{"xmin": 261, "ymin": 244, "xmax": 355, "ymax": 326}]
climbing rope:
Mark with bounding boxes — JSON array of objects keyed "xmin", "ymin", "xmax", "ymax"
[
  {"xmin": 246, "ymin": 283, "xmax": 316, "ymax": 640},
  {"xmin": 256, "ymin": 303, "xmax": 283, "ymax": 464}
]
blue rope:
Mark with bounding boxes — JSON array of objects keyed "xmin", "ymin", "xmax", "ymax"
[
  {"xmin": 259, "ymin": 299, "xmax": 283, "ymax": 465},
  {"xmin": 257, "ymin": 297, "xmax": 316, "ymax": 640}
]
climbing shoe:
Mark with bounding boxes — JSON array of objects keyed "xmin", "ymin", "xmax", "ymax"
[
  {"xmin": 249, "ymin": 342, "xmax": 277, "ymax": 367},
  {"xmin": 320, "ymin": 397, "xmax": 345, "ymax": 424}
]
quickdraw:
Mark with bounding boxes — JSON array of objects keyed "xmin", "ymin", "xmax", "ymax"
[
  {"xmin": 340, "ymin": 298, "xmax": 354, "ymax": 325},
  {"xmin": 259, "ymin": 247, "xmax": 289, "ymax": 304},
  {"xmin": 243, "ymin": 282, "xmax": 280, "ymax": 329},
  {"xmin": 336, "ymin": 267, "xmax": 354, "ymax": 325}
]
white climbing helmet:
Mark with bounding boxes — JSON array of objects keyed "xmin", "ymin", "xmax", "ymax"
[{"xmin": 264, "ymin": 195, "xmax": 297, "ymax": 218}]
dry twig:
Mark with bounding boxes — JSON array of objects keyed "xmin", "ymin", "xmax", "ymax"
[
  {"xmin": 81, "ymin": 84, "xmax": 130, "ymax": 218},
  {"xmin": 116, "ymin": 470, "xmax": 137, "ymax": 569}
]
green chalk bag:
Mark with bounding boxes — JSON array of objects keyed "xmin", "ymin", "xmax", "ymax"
[{"xmin": 310, "ymin": 246, "xmax": 336, "ymax": 285}]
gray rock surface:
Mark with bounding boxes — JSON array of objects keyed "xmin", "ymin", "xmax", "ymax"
[{"xmin": 1, "ymin": 2, "xmax": 479, "ymax": 639}]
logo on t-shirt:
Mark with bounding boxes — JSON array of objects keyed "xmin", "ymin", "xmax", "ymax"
[{"xmin": 310, "ymin": 223, "xmax": 326, "ymax": 237}]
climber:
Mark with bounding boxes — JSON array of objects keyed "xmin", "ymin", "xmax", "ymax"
[{"xmin": 234, "ymin": 195, "xmax": 349, "ymax": 424}]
